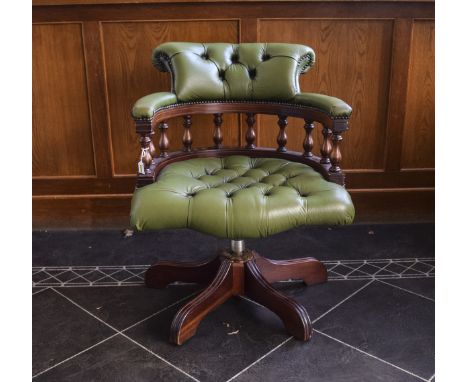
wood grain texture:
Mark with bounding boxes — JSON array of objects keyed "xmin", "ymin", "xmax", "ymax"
[
  {"xmin": 145, "ymin": 256, "xmax": 220, "ymax": 288},
  {"xmin": 33, "ymin": 23, "xmax": 96, "ymax": 177},
  {"xmin": 32, "ymin": 0, "xmax": 436, "ymax": 5},
  {"xmin": 382, "ymin": 18, "xmax": 413, "ymax": 172},
  {"xmin": 32, "ymin": 188, "xmax": 434, "ymax": 229},
  {"xmin": 32, "ymin": 1, "xmax": 435, "ymax": 227},
  {"xmin": 32, "ymin": 2, "xmax": 435, "ymax": 23},
  {"xmin": 258, "ymin": 19, "xmax": 393, "ymax": 170},
  {"xmin": 101, "ymin": 20, "xmax": 239, "ymax": 175},
  {"xmin": 82, "ymin": 21, "xmax": 114, "ymax": 178},
  {"xmin": 401, "ymin": 20, "xmax": 435, "ymax": 169}
]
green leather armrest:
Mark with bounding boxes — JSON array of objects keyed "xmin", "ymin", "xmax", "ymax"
[
  {"xmin": 131, "ymin": 90, "xmax": 351, "ymax": 120},
  {"xmin": 293, "ymin": 92, "xmax": 352, "ymax": 118},
  {"xmin": 131, "ymin": 92, "xmax": 178, "ymax": 119}
]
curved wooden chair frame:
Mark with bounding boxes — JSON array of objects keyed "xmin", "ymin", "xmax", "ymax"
[
  {"xmin": 134, "ymin": 101, "xmax": 349, "ymax": 188},
  {"xmin": 133, "ymin": 100, "xmax": 350, "ymax": 345}
]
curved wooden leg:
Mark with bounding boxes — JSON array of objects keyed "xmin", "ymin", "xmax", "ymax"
[
  {"xmin": 145, "ymin": 256, "xmax": 220, "ymax": 289},
  {"xmin": 244, "ymin": 260, "xmax": 313, "ymax": 340},
  {"xmin": 253, "ymin": 253, "xmax": 327, "ymax": 286},
  {"xmin": 170, "ymin": 258, "xmax": 238, "ymax": 345}
]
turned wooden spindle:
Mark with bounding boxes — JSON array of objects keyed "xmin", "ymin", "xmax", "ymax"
[
  {"xmin": 277, "ymin": 115, "xmax": 288, "ymax": 152},
  {"xmin": 329, "ymin": 132, "xmax": 343, "ymax": 173},
  {"xmin": 182, "ymin": 115, "xmax": 193, "ymax": 152},
  {"xmin": 213, "ymin": 113, "xmax": 223, "ymax": 148},
  {"xmin": 149, "ymin": 130, "xmax": 157, "ymax": 158},
  {"xmin": 159, "ymin": 121, "xmax": 169, "ymax": 158},
  {"xmin": 139, "ymin": 133, "xmax": 153, "ymax": 169},
  {"xmin": 303, "ymin": 120, "xmax": 314, "ymax": 157},
  {"xmin": 320, "ymin": 126, "xmax": 333, "ymax": 164},
  {"xmin": 245, "ymin": 113, "xmax": 256, "ymax": 149}
]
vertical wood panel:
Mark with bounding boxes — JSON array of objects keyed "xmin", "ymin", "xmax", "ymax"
[
  {"xmin": 259, "ymin": 19, "xmax": 393, "ymax": 169},
  {"xmin": 32, "ymin": 0, "xmax": 435, "ymax": 227},
  {"xmin": 401, "ymin": 20, "xmax": 435, "ymax": 169},
  {"xmin": 383, "ymin": 18, "xmax": 413, "ymax": 172},
  {"xmin": 32, "ymin": 23, "xmax": 96, "ymax": 177},
  {"xmin": 82, "ymin": 21, "xmax": 114, "ymax": 178},
  {"xmin": 101, "ymin": 20, "xmax": 239, "ymax": 175}
]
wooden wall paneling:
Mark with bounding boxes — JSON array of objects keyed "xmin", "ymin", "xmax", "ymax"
[
  {"xmin": 32, "ymin": 2, "xmax": 436, "ymax": 23},
  {"xmin": 258, "ymin": 19, "xmax": 394, "ymax": 170},
  {"xmin": 33, "ymin": 194, "xmax": 133, "ymax": 229},
  {"xmin": 82, "ymin": 21, "xmax": 113, "ymax": 178},
  {"xmin": 100, "ymin": 20, "xmax": 240, "ymax": 175},
  {"xmin": 383, "ymin": 18, "xmax": 413, "ymax": 172},
  {"xmin": 400, "ymin": 20, "xmax": 435, "ymax": 169},
  {"xmin": 240, "ymin": 18, "xmax": 258, "ymax": 43},
  {"xmin": 32, "ymin": 187, "xmax": 435, "ymax": 229},
  {"xmin": 32, "ymin": 1, "xmax": 435, "ymax": 227},
  {"xmin": 33, "ymin": 23, "xmax": 96, "ymax": 177}
]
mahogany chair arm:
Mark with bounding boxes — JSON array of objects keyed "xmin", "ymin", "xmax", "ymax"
[{"xmin": 133, "ymin": 101, "xmax": 349, "ymax": 188}]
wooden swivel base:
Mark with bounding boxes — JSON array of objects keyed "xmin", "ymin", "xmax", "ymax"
[{"xmin": 145, "ymin": 248, "xmax": 327, "ymax": 345}]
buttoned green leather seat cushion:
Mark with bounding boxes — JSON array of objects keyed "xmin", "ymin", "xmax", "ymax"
[{"xmin": 130, "ymin": 156, "xmax": 354, "ymax": 239}]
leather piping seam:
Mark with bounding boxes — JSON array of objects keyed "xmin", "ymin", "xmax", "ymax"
[{"xmin": 132, "ymin": 99, "xmax": 352, "ymax": 121}]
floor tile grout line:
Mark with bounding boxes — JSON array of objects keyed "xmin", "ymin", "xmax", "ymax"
[
  {"xmin": 32, "ymin": 259, "xmax": 436, "ymax": 285},
  {"xmin": 33, "ymin": 273, "xmax": 435, "ymax": 288},
  {"xmin": 32, "ymin": 287, "xmax": 51, "ymax": 296},
  {"xmin": 37, "ymin": 270, "xmax": 66, "ymax": 285},
  {"xmin": 49, "ymin": 288, "xmax": 200, "ymax": 382},
  {"xmin": 314, "ymin": 330, "xmax": 428, "ymax": 382},
  {"xmin": 376, "ymin": 279, "xmax": 435, "ymax": 302},
  {"xmin": 32, "ymin": 333, "xmax": 120, "ymax": 379},
  {"xmin": 312, "ymin": 279, "xmax": 374, "ymax": 324},
  {"xmin": 227, "ymin": 280, "xmax": 375, "ymax": 382},
  {"xmin": 31, "ymin": 258, "xmax": 436, "ymax": 270},
  {"xmin": 33, "ymin": 283, "xmax": 145, "ymax": 288},
  {"xmin": 404, "ymin": 261, "xmax": 428, "ymax": 276},
  {"xmin": 33, "ymin": 273, "xmax": 436, "ymax": 288},
  {"xmin": 120, "ymin": 291, "xmax": 200, "ymax": 333},
  {"xmin": 427, "ymin": 373, "xmax": 435, "ymax": 381},
  {"xmin": 417, "ymin": 261, "xmax": 435, "ymax": 272},
  {"xmin": 374, "ymin": 261, "xmax": 402, "ymax": 277},
  {"xmin": 61, "ymin": 269, "xmax": 108, "ymax": 285},
  {"xmin": 224, "ymin": 336, "xmax": 294, "ymax": 382},
  {"xmin": 118, "ymin": 331, "xmax": 201, "ymax": 382},
  {"xmin": 238, "ymin": 295, "xmax": 264, "ymax": 309}
]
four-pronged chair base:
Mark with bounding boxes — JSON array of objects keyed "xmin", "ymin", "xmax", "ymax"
[{"xmin": 145, "ymin": 248, "xmax": 327, "ymax": 345}]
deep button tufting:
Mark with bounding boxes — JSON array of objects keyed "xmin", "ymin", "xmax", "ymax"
[
  {"xmin": 248, "ymin": 68, "xmax": 257, "ymax": 79},
  {"xmin": 142, "ymin": 43, "xmax": 349, "ymax": 116},
  {"xmin": 131, "ymin": 155, "xmax": 355, "ymax": 239},
  {"xmin": 218, "ymin": 69, "xmax": 226, "ymax": 80}
]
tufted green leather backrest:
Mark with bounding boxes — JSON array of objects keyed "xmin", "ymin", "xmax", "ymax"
[{"xmin": 152, "ymin": 42, "xmax": 315, "ymax": 102}]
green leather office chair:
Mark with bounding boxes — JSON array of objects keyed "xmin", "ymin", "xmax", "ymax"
[{"xmin": 130, "ymin": 42, "xmax": 354, "ymax": 345}]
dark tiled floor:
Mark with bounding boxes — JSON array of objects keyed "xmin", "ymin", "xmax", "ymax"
[
  {"xmin": 32, "ymin": 224, "xmax": 435, "ymax": 381},
  {"xmin": 32, "ymin": 223, "xmax": 434, "ymax": 266},
  {"xmin": 314, "ymin": 282, "xmax": 434, "ymax": 380},
  {"xmin": 32, "ymin": 289, "xmax": 115, "ymax": 376},
  {"xmin": 234, "ymin": 332, "xmax": 423, "ymax": 382},
  {"xmin": 58, "ymin": 285, "xmax": 201, "ymax": 330},
  {"xmin": 34, "ymin": 335, "xmax": 195, "ymax": 382}
]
